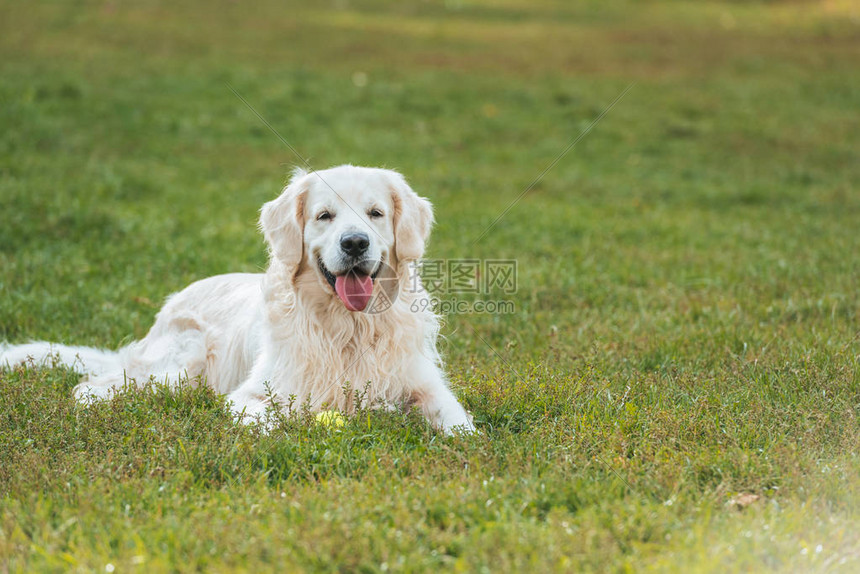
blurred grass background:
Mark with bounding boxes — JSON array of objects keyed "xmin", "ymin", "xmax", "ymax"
[{"xmin": 1, "ymin": 0, "xmax": 859, "ymax": 571}]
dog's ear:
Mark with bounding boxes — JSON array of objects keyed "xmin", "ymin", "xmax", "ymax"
[
  {"xmin": 260, "ymin": 168, "xmax": 309, "ymax": 278},
  {"xmin": 390, "ymin": 173, "xmax": 434, "ymax": 268}
]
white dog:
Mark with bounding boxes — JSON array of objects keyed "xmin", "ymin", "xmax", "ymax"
[{"xmin": 1, "ymin": 165, "xmax": 475, "ymax": 434}]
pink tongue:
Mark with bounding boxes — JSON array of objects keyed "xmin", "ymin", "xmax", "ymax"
[{"xmin": 334, "ymin": 273, "xmax": 374, "ymax": 312}]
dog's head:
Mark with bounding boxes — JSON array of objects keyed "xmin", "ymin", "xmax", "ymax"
[{"xmin": 260, "ymin": 165, "xmax": 433, "ymax": 312}]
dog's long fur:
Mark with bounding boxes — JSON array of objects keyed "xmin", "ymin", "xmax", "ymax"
[{"xmin": 1, "ymin": 166, "xmax": 475, "ymax": 433}]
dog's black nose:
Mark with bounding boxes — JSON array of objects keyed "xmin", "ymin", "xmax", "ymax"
[{"xmin": 340, "ymin": 232, "xmax": 370, "ymax": 257}]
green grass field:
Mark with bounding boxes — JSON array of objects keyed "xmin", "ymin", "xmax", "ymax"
[{"xmin": 1, "ymin": 0, "xmax": 859, "ymax": 571}]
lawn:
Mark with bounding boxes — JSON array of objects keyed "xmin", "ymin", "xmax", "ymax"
[{"xmin": 1, "ymin": 0, "xmax": 859, "ymax": 571}]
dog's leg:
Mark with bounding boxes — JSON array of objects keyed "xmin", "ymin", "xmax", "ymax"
[
  {"xmin": 225, "ymin": 353, "xmax": 284, "ymax": 424},
  {"xmin": 74, "ymin": 371, "xmax": 128, "ymax": 402},
  {"xmin": 407, "ymin": 358, "xmax": 476, "ymax": 435},
  {"xmin": 72, "ymin": 312, "xmax": 213, "ymax": 403},
  {"xmin": 226, "ymin": 383, "xmax": 272, "ymax": 421}
]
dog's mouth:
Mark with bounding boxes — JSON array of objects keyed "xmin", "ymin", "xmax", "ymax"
[{"xmin": 318, "ymin": 259, "xmax": 381, "ymax": 312}]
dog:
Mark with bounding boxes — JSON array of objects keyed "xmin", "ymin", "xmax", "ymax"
[{"xmin": 1, "ymin": 165, "xmax": 476, "ymax": 434}]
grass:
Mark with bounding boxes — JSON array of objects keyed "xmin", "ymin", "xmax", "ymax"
[{"xmin": 1, "ymin": 0, "xmax": 859, "ymax": 571}]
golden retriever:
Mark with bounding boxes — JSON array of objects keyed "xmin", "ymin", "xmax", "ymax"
[{"xmin": 1, "ymin": 166, "xmax": 475, "ymax": 434}]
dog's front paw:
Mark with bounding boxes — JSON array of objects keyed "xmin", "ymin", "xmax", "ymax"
[
  {"xmin": 440, "ymin": 411, "xmax": 478, "ymax": 436},
  {"xmin": 227, "ymin": 390, "xmax": 284, "ymax": 434}
]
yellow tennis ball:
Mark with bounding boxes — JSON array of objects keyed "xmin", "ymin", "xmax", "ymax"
[{"xmin": 315, "ymin": 410, "xmax": 345, "ymax": 428}]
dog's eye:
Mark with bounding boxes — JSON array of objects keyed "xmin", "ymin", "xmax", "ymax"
[
  {"xmin": 368, "ymin": 208, "xmax": 384, "ymax": 219},
  {"xmin": 317, "ymin": 211, "xmax": 332, "ymax": 221}
]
